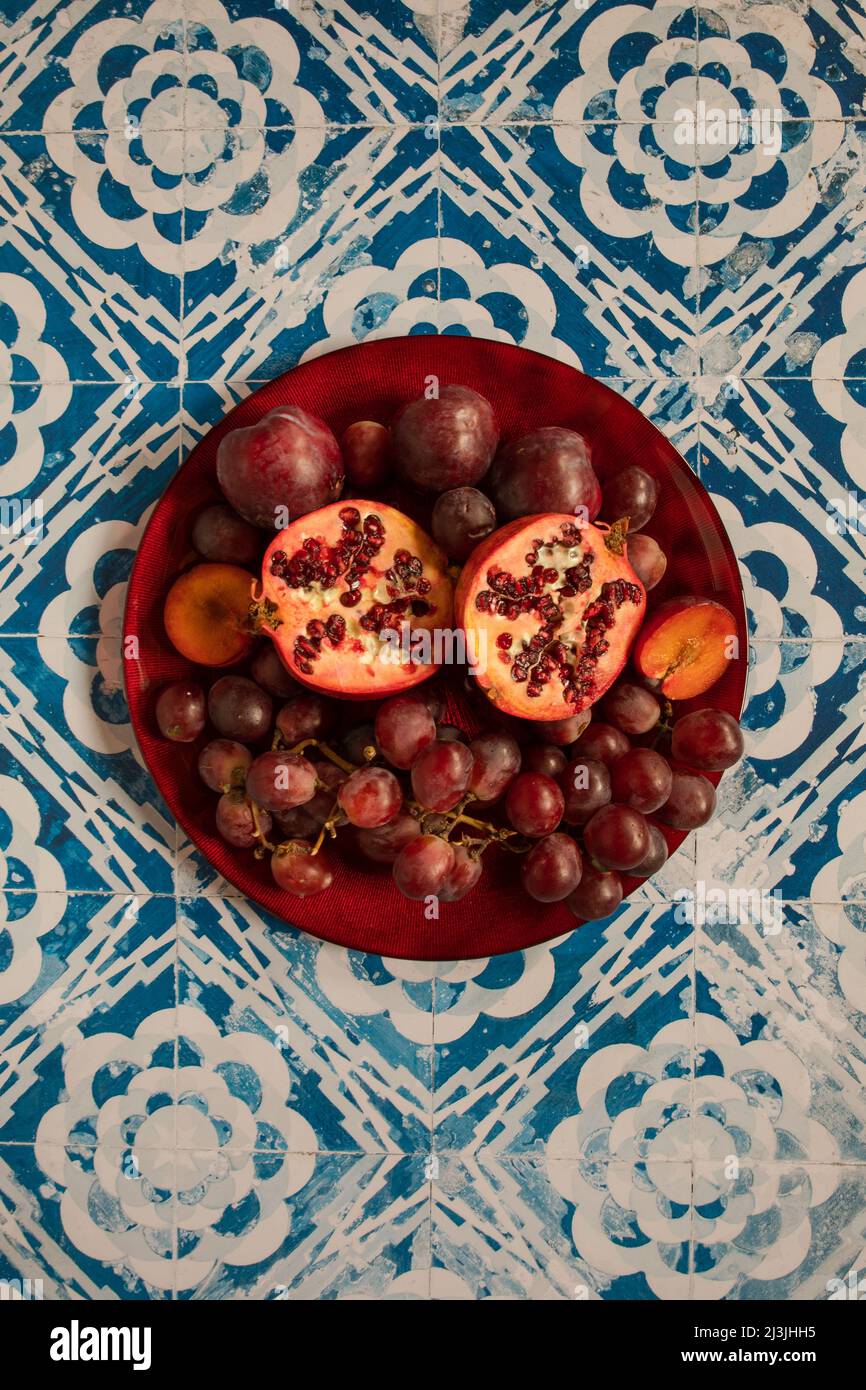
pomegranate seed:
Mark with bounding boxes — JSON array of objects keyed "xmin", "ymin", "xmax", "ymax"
[
  {"xmin": 496, "ymin": 633, "xmax": 513, "ymax": 650},
  {"xmin": 325, "ymin": 614, "xmax": 346, "ymax": 643},
  {"xmin": 340, "ymin": 591, "xmax": 362, "ymax": 607},
  {"xmin": 339, "ymin": 507, "xmax": 360, "ymax": 527}
]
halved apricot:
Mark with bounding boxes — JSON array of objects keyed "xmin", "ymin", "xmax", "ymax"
[
  {"xmin": 164, "ymin": 563, "xmax": 256, "ymax": 667},
  {"xmin": 633, "ymin": 596, "xmax": 738, "ymax": 699}
]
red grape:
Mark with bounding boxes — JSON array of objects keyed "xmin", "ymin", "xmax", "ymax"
[
  {"xmin": 627, "ymin": 533, "xmax": 667, "ymax": 590},
  {"xmin": 392, "ymin": 835, "xmax": 455, "ymax": 899},
  {"xmin": 246, "ymin": 751, "xmax": 317, "ymax": 813},
  {"xmin": 567, "ymin": 864, "xmax": 623, "ymax": 921},
  {"xmin": 602, "ymin": 466, "xmax": 658, "ymax": 531},
  {"xmin": 250, "ymin": 645, "xmax": 300, "ymax": 698},
  {"xmin": 657, "ymin": 770, "xmax": 716, "ymax": 829},
  {"xmin": 208, "ymin": 676, "xmax": 272, "ymax": 742},
  {"xmin": 191, "ymin": 504, "xmax": 261, "ymax": 565},
  {"xmin": 601, "ymin": 683, "xmax": 661, "ymax": 736},
  {"xmin": 571, "ymin": 722, "xmax": 630, "ymax": 767},
  {"xmin": 418, "ymin": 685, "xmax": 445, "ymax": 721},
  {"xmin": 338, "ymin": 766, "xmax": 403, "ymax": 828},
  {"xmin": 524, "ymin": 744, "xmax": 567, "ymax": 778},
  {"xmin": 671, "ymin": 709, "xmax": 744, "ymax": 771},
  {"xmin": 155, "ymin": 682, "xmax": 205, "ymax": 741},
  {"xmin": 275, "ymin": 694, "xmax": 334, "ymax": 746},
  {"xmin": 356, "ymin": 812, "xmax": 421, "ymax": 864},
  {"xmin": 439, "ymin": 844, "xmax": 483, "ymax": 902},
  {"xmin": 436, "ymin": 724, "xmax": 466, "ymax": 743},
  {"xmin": 467, "ymin": 731, "xmax": 521, "ymax": 802},
  {"xmin": 560, "ymin": 756, "xmax": 611, "ymax": 826},
  {"xmin": 505, "ymin": 772, "xmax": 564, "ymax": 838},
  {"xmin": 522, "ymin": 832, "xmax": 582, "ymax": 903},
  {"xmin": 583, "ymin": 803, "xmax": 650, "ymax": 870},
  {"xmin": 342, "ymin": 723, "xmax": 379, "ymax": 765},
  {"xmin": 342, "ymin": 420, "xmax": 389, "ymax": 490},
  {"xmin": 375, "ymin": 695, "xmax": 436, "ymax": 770},
  {"xmin": 298, "ymin": 761, "xmax": 345, "ymax": 827},
  {"xmin": 216, "ymin": 790, "xmax": 272, "ymax": 848},
  {"xmin": 271, "ymin": 840, "xmax": 333, "ymax": 897},
  {"xmin": 609, "ymin": 747, "xmax": 673, "ymax": 814},
  {"xmin": 411, "ymin": 740, "xmax": 473, "ymax": 812},
  {"xmin": 198, "ymin": 738, "xmax": 252, "ymax": 792},
  {"xmin": 535, "ymin": 712, "xmax": 591, "ymax": 746},
  {"xmin": 274, "ymin": 805, "xmax": 321, "ymax": 839},
  {"xmin": 431, "ymin": 487, "xmax": 496, "ymax": 561},
  {"xmin": 632, "ymin": 824, "xmax": 669, "ymax": 878}
]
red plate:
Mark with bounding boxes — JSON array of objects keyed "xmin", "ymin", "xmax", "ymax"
[{"xmin": 124, "ymin": 336, "xmax": 747, "ymax": 960}]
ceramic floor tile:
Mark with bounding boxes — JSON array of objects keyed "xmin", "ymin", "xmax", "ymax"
[{"xmin": 0, "ymin": 0, "xmax": 862, "ymax": 1305}]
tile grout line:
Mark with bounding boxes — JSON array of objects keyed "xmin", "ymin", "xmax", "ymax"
[
  {"xmin": 689, "ymin": 7, "xmax": 700, "ymax": 1302},
  {"xmin": 1, "ymin": 115, "xmax": 861, "ymax": 137},
  {"xmin": 429, "ymin": 0, "xmax": 442, "ymax": 1300},
  {"xmin": 170, "ymin": 7, "xmax": 192, "ymax": 1304}
]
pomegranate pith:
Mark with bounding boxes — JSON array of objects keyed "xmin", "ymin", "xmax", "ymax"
[
  {"xmin": 456, "ymin": 514, "xmax": 646, "ymax": 721},
  {"xmin": 259, "ymin": 500, "xmax": 453, "ymax": 699}
]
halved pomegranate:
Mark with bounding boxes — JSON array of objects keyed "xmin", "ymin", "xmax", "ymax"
[
  {"xmin": 258, "ymin": 501, "xmax": 453, "ymax": 699},
  {"xmin": 456, "ymin": 514, "xmax": 646, "ymax": 721}
]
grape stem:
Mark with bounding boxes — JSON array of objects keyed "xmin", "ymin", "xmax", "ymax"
[
  {"xmin": 406, "ymin": 795, "xmax": 532, "ymax": 854},
  {"xmin": 250, "ymin": 799, "xmax": 275, "ymax": 855},
  {"xmin": 280, "ymin": 736, "xmax": 357, "ymax": 774},
  {"xmin": 308, "ymin": 799, "xmax": 344, "ymax": 857}
]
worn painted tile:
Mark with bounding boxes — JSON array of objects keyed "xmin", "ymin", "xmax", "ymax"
[{"xmin": 178, "ymin": 896, "xmax": 435, "ymax": 1154}]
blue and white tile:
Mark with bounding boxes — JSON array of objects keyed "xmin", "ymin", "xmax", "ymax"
[
  {"xmin": 440, "ymin": 123, "xmax": 699, "ymax": 377},
  {"xmin": 0, "ymin": 1141, "xmax": 174, "ymax": 1299},
  {"xmin": 698, "ymin": 120, "xmax": 865, "ymax": 377},
  {"xmin": 0, "ymin": 893, "xmax": 176, "ymax": 1144},
  {"xmin": 0, "ymin": 383, "xmax": 180, "ymax": 634},
  {"xmin": 699, "ymin": 1, "xmax": 866, "ymax": 121},
  {"xmin": 699, "ymin": 380, "xmax": 866, "ymax": 637},
  {"xmin": 692, "ymin": 1161, "xmax": 866, "ymax": 1301},
  {"xmin": 440, "ymin": 0, "xmax": 698, "ymax": 124},
  {"xmin": 180, "ymin": 1152, "xmax": 430, "ymax": 1300},
  {"xmin": 696, "ymin": 639, "xmax": 866, "ymax": 905},
  {"xmin": 699, "ymin": 899, "xmax": 866, "ymax": 1154},
  {"xmin": 183, "ymin": 126, "xmax": 438, "ymax": 381},
  {"xmin": 0, "ymin": 133, "xmax": 182, "ymax": 363},
  {"xmin": 178, "ymin": 896, "xmax": 435, "ymax": 1154},
  {"xmin": 0, "ymin": 638, "xmax": 175, "ymax": 895},
  {"xmin": 435, "ymin": 910, "xmax": 692, "ymax": 1157}
]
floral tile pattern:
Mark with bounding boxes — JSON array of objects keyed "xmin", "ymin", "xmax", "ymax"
[{"xmin": 0, "ymin": 0, "xmax": 864, "ymax": 1301}]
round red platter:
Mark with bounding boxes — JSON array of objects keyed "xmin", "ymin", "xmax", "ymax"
[{"xmin": 124, "ymin": 336, "xmax": 747, "ymax": 960}]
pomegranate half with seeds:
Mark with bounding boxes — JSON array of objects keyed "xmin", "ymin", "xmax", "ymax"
[
  {"xmin": 456, "ymin": 514, "xmax": 646, "ymax": 721},
  {"xmin": 259, "ymin": 500, "xmax": 453, "ymax": 699}
]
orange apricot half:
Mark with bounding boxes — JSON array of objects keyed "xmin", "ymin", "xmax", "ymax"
[
  {"xmin": 633, "ymin": 596, "xmax": 738, "ymax": 700},
  {"xmin": 164, "ymin": 562, "xmax": 256, "ymax": 667}
]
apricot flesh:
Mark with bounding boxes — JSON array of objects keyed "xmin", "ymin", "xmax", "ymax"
[
  {"xmin": 633, "ymin": 597, "xmax": 737, "ymax": 699},
  {"xmin": 164, "ymin": 563, "xmax": 256, "ymax": 667}
]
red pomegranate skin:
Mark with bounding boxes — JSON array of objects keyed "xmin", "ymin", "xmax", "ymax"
[
  {"xmin": 489, "ymin": 426, "xmax": 601, "ymax": 522},
  {"xmin": 391, "ymin": 385, "xmax": 499, "ymax": 492},
  {"xmin": 217, "ymin": 405, "xmax": 344, "ymax": 529}
]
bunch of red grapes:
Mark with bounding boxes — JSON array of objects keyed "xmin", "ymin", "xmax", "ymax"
[{"xmin": 150, "ymin": 382, "xmax": 745, "ymax": 924}]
